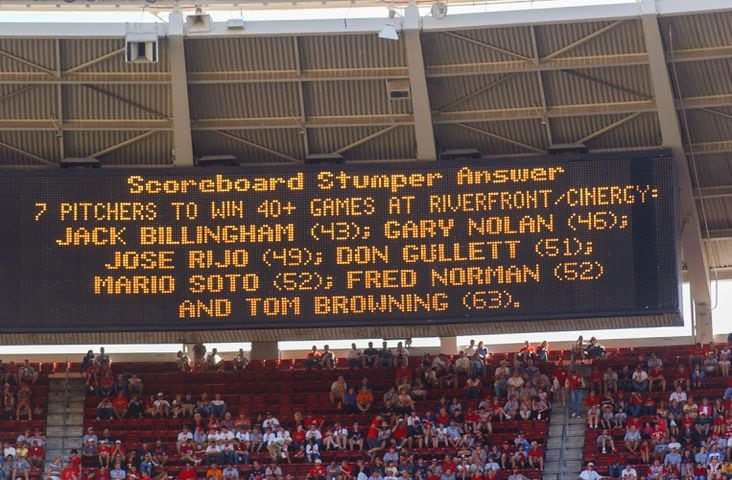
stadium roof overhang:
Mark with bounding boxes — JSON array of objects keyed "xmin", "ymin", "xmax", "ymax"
[{"xmin": 0, "ymin": 0, "xmax": 730, "ymax": 340}]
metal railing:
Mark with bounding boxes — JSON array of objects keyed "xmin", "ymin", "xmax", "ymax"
[{"xmin": 558, "ymin": 401, "xmax": 570, "ymax": 480}]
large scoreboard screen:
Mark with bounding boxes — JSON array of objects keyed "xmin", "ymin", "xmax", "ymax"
[{"xmin": 0, "ymin": 152, "xmax": 679, "ymax": 332}]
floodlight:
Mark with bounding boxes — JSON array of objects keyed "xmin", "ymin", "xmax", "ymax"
[
  {"xmin": 378, "ymin": 9, "xmax": 399, "ymax": 41},
  {"xmin": 187, "ymin": 8, "xmax": 212, "ymax": 33}
]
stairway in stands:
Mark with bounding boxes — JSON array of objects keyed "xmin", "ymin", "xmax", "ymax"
[
  {"xmin": 543, "ymin": 364, "xmax": 592, "ymax": 480},
  {"xmin": 45, "ymin": 377, "xmax": 85, "ymax": 464}
]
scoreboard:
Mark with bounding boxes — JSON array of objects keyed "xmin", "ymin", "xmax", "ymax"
[{"xmin": 0, "ymin": 152, "xmax": 680, "ymax": 333}]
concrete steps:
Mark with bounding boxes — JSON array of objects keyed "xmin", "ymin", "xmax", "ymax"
[
  {"xmin": 44, "ymin": 378, "xmax": 86, "ymax": 463},
  {"xmin": 544, "ymin": 387, "xmax": 589, "ymax": 480}
]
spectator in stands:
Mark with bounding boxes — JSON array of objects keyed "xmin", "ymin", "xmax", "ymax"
[
  {"xmin": 454, "ymin": 352, "xmax": 470, "ymax": 379},
  {"xmin": 632, "ymin": 365, "xmax": 649, "ymax": 392},
  {"xmin": 363, "ymin": 342, "xmax": 380, "ymax": 368},
  {"xmin": 347, "ymin": 344, "xmax": 363, "ymax": 369},
  {"xmin": 691, "ymin": 365, "xmax": 706, "ymax": 389},
  {"xmin": 15, "ymin": 383, "xmax": 31, "ymax": 420},
  {"xmin": 516, "ymin": 341, "xmax": 535, "ymax": 365},
  {"xmin": 597, "ymin": 428, "xmax": 615, "ymax": 454},
  {"xmin": 330, "ymin": 375, "xmax": 347, "ymax": 408},
  {"xmin": 206, "ymin": 349, "xmax": 223, "ymax": 372},
  {"xmin": 355, "ymin": 386, "xmax": 374, "ymax": 414},
  {"xmin": 704, "ymin": 351, "xmax": 719, "ymax": 377},
  {"xmin": 379, "ymin": 342, "xmax": 394, "ymax": 368},
  {"xmin": 719, "ymin": 345, "xmax": 731, "ymax": 377},
  {"xmin": 306, "ymin": 458, "xmax": 326, "ymax": 480},
  {"xmin": 82, "ymin": 351, "xmax": 95, "ymax": 371},
  {"xmin": 210, "ymin": 393, "xmax": 226, "ymax": 418},
  {"xmin": 98, "ymin": 369, "xmax": 114, "ymax": 397},
  {"xmin": 620, "ymin": 464, "xmax": 638, "ymax": 480},
  {"xmin": 97, "ymin": 348, "xmax": 110, "ymax": 368},
  {"xmin": 18, "ymin": 360, "xmax": 38, "ymax": 385},
  {"xmin": 571, "ymin": 336, "xmax": 585, "ymax": 367},
  {"xmin": 176, "ymin": 351, "xmax": 191, "ymax": 372},
  {"xmin": 305, "ymin": 346, "xmax": 322, "ymax": 370},
  {"xmin": 535, "ymin": 340, "xmax": 549, "ymax": 363},
  {"xmin": 152, "ymin": 392, "xmax": 171, "ymax": 417},
  {"xmin": 126, "ymin": 394, "xmax": 144, "ymax": 418},
  {"xmin": 127, "ymin": 374, "xmax": 143, "ymax": 396},
  {"xmin": 585, "ymin": 337, "xmax": 607, "ymax": 360},
  {"xmin": 232, "ymin": 349, "xmax": 248, "ymax": 371},
  {"xmin": 579, "ymin": 462, "xmax": 601, "ymax": 480},
  {"xmin": 649, "ymin": 363, "xmax": 667, "ymax": 392},
  {"xmin": 568, "ymin": 368, "xmax": 585, "ymax": 418},
  {"xmin": 625, "ymin": 424, "xmax": 642, "ymax": 452},
  {"xmin": 27, "ymin": 440, "xmax": 43, "ymax": 469},
  {"xmin": 84, "ymin": 426, "xmax": 100, "ymax": 444},
  {"xmin": 321, "ymin": 345, "xmax": 335, "ymax": 370}
]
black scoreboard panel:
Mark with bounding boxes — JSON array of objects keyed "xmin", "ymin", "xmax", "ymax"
[{"xmin": 0, "ymin": 152, "xmax": 680, "ymax": 332}]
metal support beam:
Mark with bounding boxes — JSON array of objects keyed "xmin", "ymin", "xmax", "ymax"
[
  {"xmin": 642, "ymin": 0, "xmax": 712, "ymax": 342},
  {"xmin": 404, "ymin": 1, "xmax": 436, "ymax": 161},
  {"xmin": 576, "ymin": 112, "xmax": 644, "ymax": 144},
  {"xmin": 90, "ymin": 131, "xmax": 159, "ymax": 159},
  {"xmin": 435, "ymin": 73, "xmax": 517, "ymax": 113},
  {"xmin": 210, "ymin": 130, "xmax": 300, "ymax": 163},
  {"xmin": 168, "ymin": 10, "xmax": 194, "ymax": 167},
  {"xmin": 55, "ymin": 39, "xmax": 64, "ymax": 163},
  {"xmin": 333, "ymin": 125, "xmax": 400, "ymax": 155},
  {"xmin": 0, "ymin": 140, "xmax": 54, "ymax": 165},
  {"xmin": 455, "ymin": 123, "xmax": 544, "ymax": 153},
  {"xmin": 0, "ymin": 47, "xmax": 55, "ymax": 76},
  {"xmin": 530, "ymin": 26, "xmax": 553, "ymax": 147},
  {"xmin": 292, "ymin": 37, "xmax": 309, "ymax": 158},
  {"xmin": 81, "ymin": 84, "xmax": 170, "ymax": 119},
  {"xmin": 441, "ymin": 32, "xmax": 534, "ymax": 63},
  {"xmin": 64, "ymin": 47, "xmax": 125, "ymax": 75},
  {"xmin": 543, "ymin": 20, "xmax": 626, "ymax": 61}
]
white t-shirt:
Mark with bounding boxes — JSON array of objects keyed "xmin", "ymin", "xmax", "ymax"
[
  {"xmin": 621, "ymin": 468, "xmax": 637, "ymax": 478},
  {"xmin": 579, "ymin": 469, "xmax": 602, "ymax": 480}
]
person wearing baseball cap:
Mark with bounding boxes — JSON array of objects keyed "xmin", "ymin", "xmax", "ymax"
[{"xmin": 579, "ymin": 462, "xmax": 602, "ymax": 480}]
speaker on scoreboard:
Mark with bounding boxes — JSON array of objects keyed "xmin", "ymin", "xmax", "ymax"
[
  {"xmin": 124, "ymin": 34, "xmax": 158, "ymax": 64},
  {"xmin": 305, "ymin": 153, "xmax": 345, "ymax": 165},
  {"xmin": 438, "ymin": 148, "xmax": 482, "ymax": 161}
]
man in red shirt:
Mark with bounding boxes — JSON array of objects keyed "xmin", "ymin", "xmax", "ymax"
[
  {"xmin": 567, "ymin": 368, "xmax": 584, "ymax": 418},
  {"xmin": 28, "ymin": 441, "xmax": 44, "ymax": 468},
  {"xmin": 178, "ymin": 464, "xmax": 197, "ymax": 480},
  {"xmin": 552, "ymin": 361, "xmax": 568, "ymax": 408},
  {"xmin": 306, "ymin": 459, "xmax": 326, "ymax": 480},
  {"xmin": 305, "ymin": 346, "xmax": 322, "ymax": 370},
  {"xmin": 528, "ymin": 441, "xmax": 544, "ymax": 470},
  {"xmin": 649, "ymin": 365, "xmax": 666, "ymax": 392},
  {"xmin": 60, "ymin": 462, "xmax": 79, "ymax": 480}
]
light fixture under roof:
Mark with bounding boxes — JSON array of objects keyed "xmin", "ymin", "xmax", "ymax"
[
  {"xmin": 186, "ymin": 7, "xmax": 212, "ymax": 33},
  {"xmin": 378, "ymin": 9, "xmax": 399, "ymax": 41}
]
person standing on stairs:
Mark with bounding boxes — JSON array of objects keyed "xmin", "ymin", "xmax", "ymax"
[{"xmin": 568, "ymin": 368, "xmax": 586, "ymax": 418}]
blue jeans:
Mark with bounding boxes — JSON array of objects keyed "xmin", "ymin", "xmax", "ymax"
[
  {"xmin": 724, "ymin": 387, "xmax": 732, "ymax": 400},
  {"xmin": 211, "ymin": 403, "xmax": 227, "ymax": 417},
  {"xmin": 570, "ymin": 389, "xmax": 584, "ymax": 416}
]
